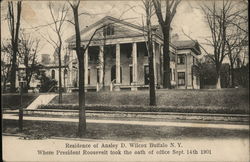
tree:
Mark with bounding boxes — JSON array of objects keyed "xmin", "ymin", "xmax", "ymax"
[
  {"xmin": 224, "ymin": 2, "xmax": 248, "ymax": 87},
  {"xmin": 68, "ymin": 0, "xmax": 87, "ymax": 137},
  {"xmin": 225, "ymin": 27, "xmax": 247, "ymax": 88},
  {"xmin": 153, "ymin": 0, "xmax": 181, "ymax": 89},
  {"xmin": 200, "ymin": 0, "xmax": 246, "ymax": 89},
  {"xmin": 7, "ymin": 1, "xmax": 22, "ymax": 92},
  {"xmin": 19, "ymin": 31, "xmax": 41, "ymax": 91},
  {"xmin": 45, "ymin": 2, "xmax": 69, "ymax": 103},
  {"xmin": 1, "ymin": 42, "xmax": 12, "ymax": 92},
  {"xmin": 67, "ymin": 1, "xmax": 136, "ymax": 136},
  {"xmin": 142, "ymin": 0, "xmax": 156, "ymax": 106}
]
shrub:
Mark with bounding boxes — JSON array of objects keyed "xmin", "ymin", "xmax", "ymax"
[
  {"xmin": 38, "ymin": 104, "xmax": 249, "ymax": 114},
  {"xmin": 39, "ymin": 73, "xmax": 57, "ymax": 92}
]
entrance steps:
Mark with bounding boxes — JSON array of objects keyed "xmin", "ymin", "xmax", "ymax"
[{"xmin": 26, "ymin": 94, "xmax": 57, "ymax": 110}]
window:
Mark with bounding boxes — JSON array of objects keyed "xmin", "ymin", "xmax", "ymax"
[
  {"xmin": 178, "ymin": 72, "xmax": 185, "ymax": 86},
  {"xmin": 88, "ymin": 69, "xmax": 90, "ymax": 84},
  {"xmin": 51, "ymin": 70, "xmax": 55, "ymax": 79},
  {"xmin": 103, "ymin": 24, "xmax": 114, "ymax": 36},
  {"xmin": 177, "ymin": 54, "xmax": 185, "ymax": 64},
  {"xmin": 144, "ymin": 65, "xmax": 150, "ymax": 85}
]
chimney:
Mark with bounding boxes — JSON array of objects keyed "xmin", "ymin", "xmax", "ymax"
[{"xmin": 171, "ymin": 33, "xmax": 179, "ymax": 43}]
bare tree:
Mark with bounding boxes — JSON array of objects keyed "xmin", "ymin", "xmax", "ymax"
[
  {"xmin": 67, "ymin": 1, "xmax": 137, "ymax": 136},
  {"xmin": 225, "ymin": 22, "xmax": 247, "ymax": 87},
  {"xmin": 45, "ymin": 2, "xmax": 69, "ymax": 103},
  {"xmin": 1, "ymin": 42, "xmax": 12, "ymax": 92},
  {"xmin": 19, "ymin": 31, "xmax": 41, "ymax": 91},
  {"xmin": 68, "ymin": 0, "xmax": 87, "ymax": 137},
  {"xmin": 153, "ymin": 0, "xmax": 181, "ymax": 89},
  {"xmin": 7, "ymin": 1, "xmax": 22, "ymax": 92},
  {"xmin": 200, "ymin": 0, "xmax": 246, "ymax": 89},
  {"xmin": 142, "ymin": 0, "xmax": 156, "ymax": 106}
]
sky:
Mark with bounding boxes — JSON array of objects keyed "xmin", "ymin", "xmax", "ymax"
[{"xmin": 1, "ymin": 0, "xmax": 243, "ymax": 62}]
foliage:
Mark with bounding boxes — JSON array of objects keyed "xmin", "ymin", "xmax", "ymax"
[
  {"xmin": 38, "ymin": 103, "xmax": 248, "ymax": 114},
  {"xmin": 18, "ymin": 31, "xmax": 41, "ymax": 91},
  {"xmin": 234, "ymin": 63, "xmax": 249, "ymax": 88},
  {"xmin": 220, "ymin": 63, "xmax": 230, "ymax": 88},
  {"xmin": 39, "ymin": 73, "xmax": 57, "ymax": 92}
]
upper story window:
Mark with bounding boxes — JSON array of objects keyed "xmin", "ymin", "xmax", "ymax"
[
  {"xmin": 177, "ymin": 54, "xmax": 185, "ymax": 64},
  {"xmin": 51, "ymin": 70, "xmax": 55, "ymax": 79},
  {"xmin": 103, "ymin": 24, "xmax": 114, "ymax": 36}
]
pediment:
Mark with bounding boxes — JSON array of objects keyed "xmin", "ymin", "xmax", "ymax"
[{"xmin": 66, "ymin": 16, "xmax": 145, "ymax": 43}]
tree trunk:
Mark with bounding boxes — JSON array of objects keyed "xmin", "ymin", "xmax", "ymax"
[
  {"xmin": 162, "ymin": 27, "xmax": 171, "ymax": 89},
  {"xmin": 10, "ymin": 2, "xmax": 22, "ymax": 93},
  {"xmin": 145, "ymin": 0, "xmax": 156, "ymax": 106},
  {"xmin": 148, "ymin": 45, "xmax": 156, "ymax": 106},
  {"xmin": 229, "ymin": 63, "xmax": 235, "ymax": 88},
  {"xmin": 231, "ymin": 67, "xmax": 235, "ymax": 88},
  {"xmin": 58, "ymin": 49, "xmax": 62, "ymax": 104},
  {"xmin": 72, "ymin": 5, "xmax": 86, "ymax": 137},
  {"xmin": 78, "ymin": 56, "xmax": 86, "ymax": 137},
  {"xmin": 10, "ymin": 58, "xmax": 17, "ymax": 92},
  {"xmin": 147, "ymin": 38, "xmax": 156, "ymax": 106},
  {"xmin": 216, "ymin": 73, "xmax": 221, "ymax": 89}
]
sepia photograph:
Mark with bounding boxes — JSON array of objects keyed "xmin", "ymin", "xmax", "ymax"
[{"xmin": 1, "ymin": 0, "xmax": 249, "ymax": 161}]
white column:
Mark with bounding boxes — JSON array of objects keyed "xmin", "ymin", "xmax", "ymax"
[
  {"xmin": 84, "ymin": 47, "xmax": 88, "ymax": 85},
  {"xmin": 99, "ymin": 46, "xmax": 104, "ymax": 84},
  {"xmin": 132, "ymin": 42, "xmax": 138, "ymax": 83},
  {"xmin": 153, "ymin": 42, "xmax": 157, "ymax": 84},
  {"xmin": 116, "ymin": 44, "xmax": 121, "ymax": 84},
  {"xmin": 132, "ymin": 42, "xmax": 138, "ymax": 91}
]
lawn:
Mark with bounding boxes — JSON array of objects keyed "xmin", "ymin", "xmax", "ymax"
[
  {"xmin": 3, "ymin": 119, "xmax": 249, "ymax": 140},
  {"xmin": 48, "ymin": 89, "xmax": 249, "ymax": 114},
  {"xmin": 1, "ymin": 93, "xmax": 39, "ymax": 109}
]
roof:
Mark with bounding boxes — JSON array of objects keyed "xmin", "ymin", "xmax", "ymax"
[
  {"xmin": 66, "ymin": 16, "xmax": 144, "ymax": 43},
  {"xmin": 173, "ymin": 40, "xmax": 201, "ymax": 55},
  {"xmin": 66, "ymin": 16, "xmax": 164, "ymax": 43}
]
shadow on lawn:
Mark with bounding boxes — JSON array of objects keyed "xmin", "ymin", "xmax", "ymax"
[{"xmin": 3, "ymin": 119, "xmax": 249, "ymax": 141}]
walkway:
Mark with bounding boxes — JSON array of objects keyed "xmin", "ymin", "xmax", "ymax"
[{"xmin": 26, "ymin": 94, "xmax": 57, "ymax": 109}]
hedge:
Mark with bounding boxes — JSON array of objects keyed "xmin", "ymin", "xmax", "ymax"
[{"xmin": 38, "ymin": 104, "xmax": 249, "ymax": 114}]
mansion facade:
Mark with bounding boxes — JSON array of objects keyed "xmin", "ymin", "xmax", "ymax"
[
  {"xmin": 65, "ymin": 16, "xmax": 201, "ymax": 91},
  {"xmin": 16, "ymin": 16, "xmax": 201, "ymax": 92}
]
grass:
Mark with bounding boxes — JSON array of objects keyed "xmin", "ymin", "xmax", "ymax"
[
  {"xmin": 3, "ymin": 119, "xmax": 249, "ymax": 140},
  {"xmin": 1, "ymin": 93, "xmax": 39, "ymax": 109},
  {"xmin": 48, "ymin": 89, "xmax": 249, "ymax": 114}
]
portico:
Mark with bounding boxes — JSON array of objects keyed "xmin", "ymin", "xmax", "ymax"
[{"xmin": 66, "ymin": 16, "xmax": 177, "ymax": 91}]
